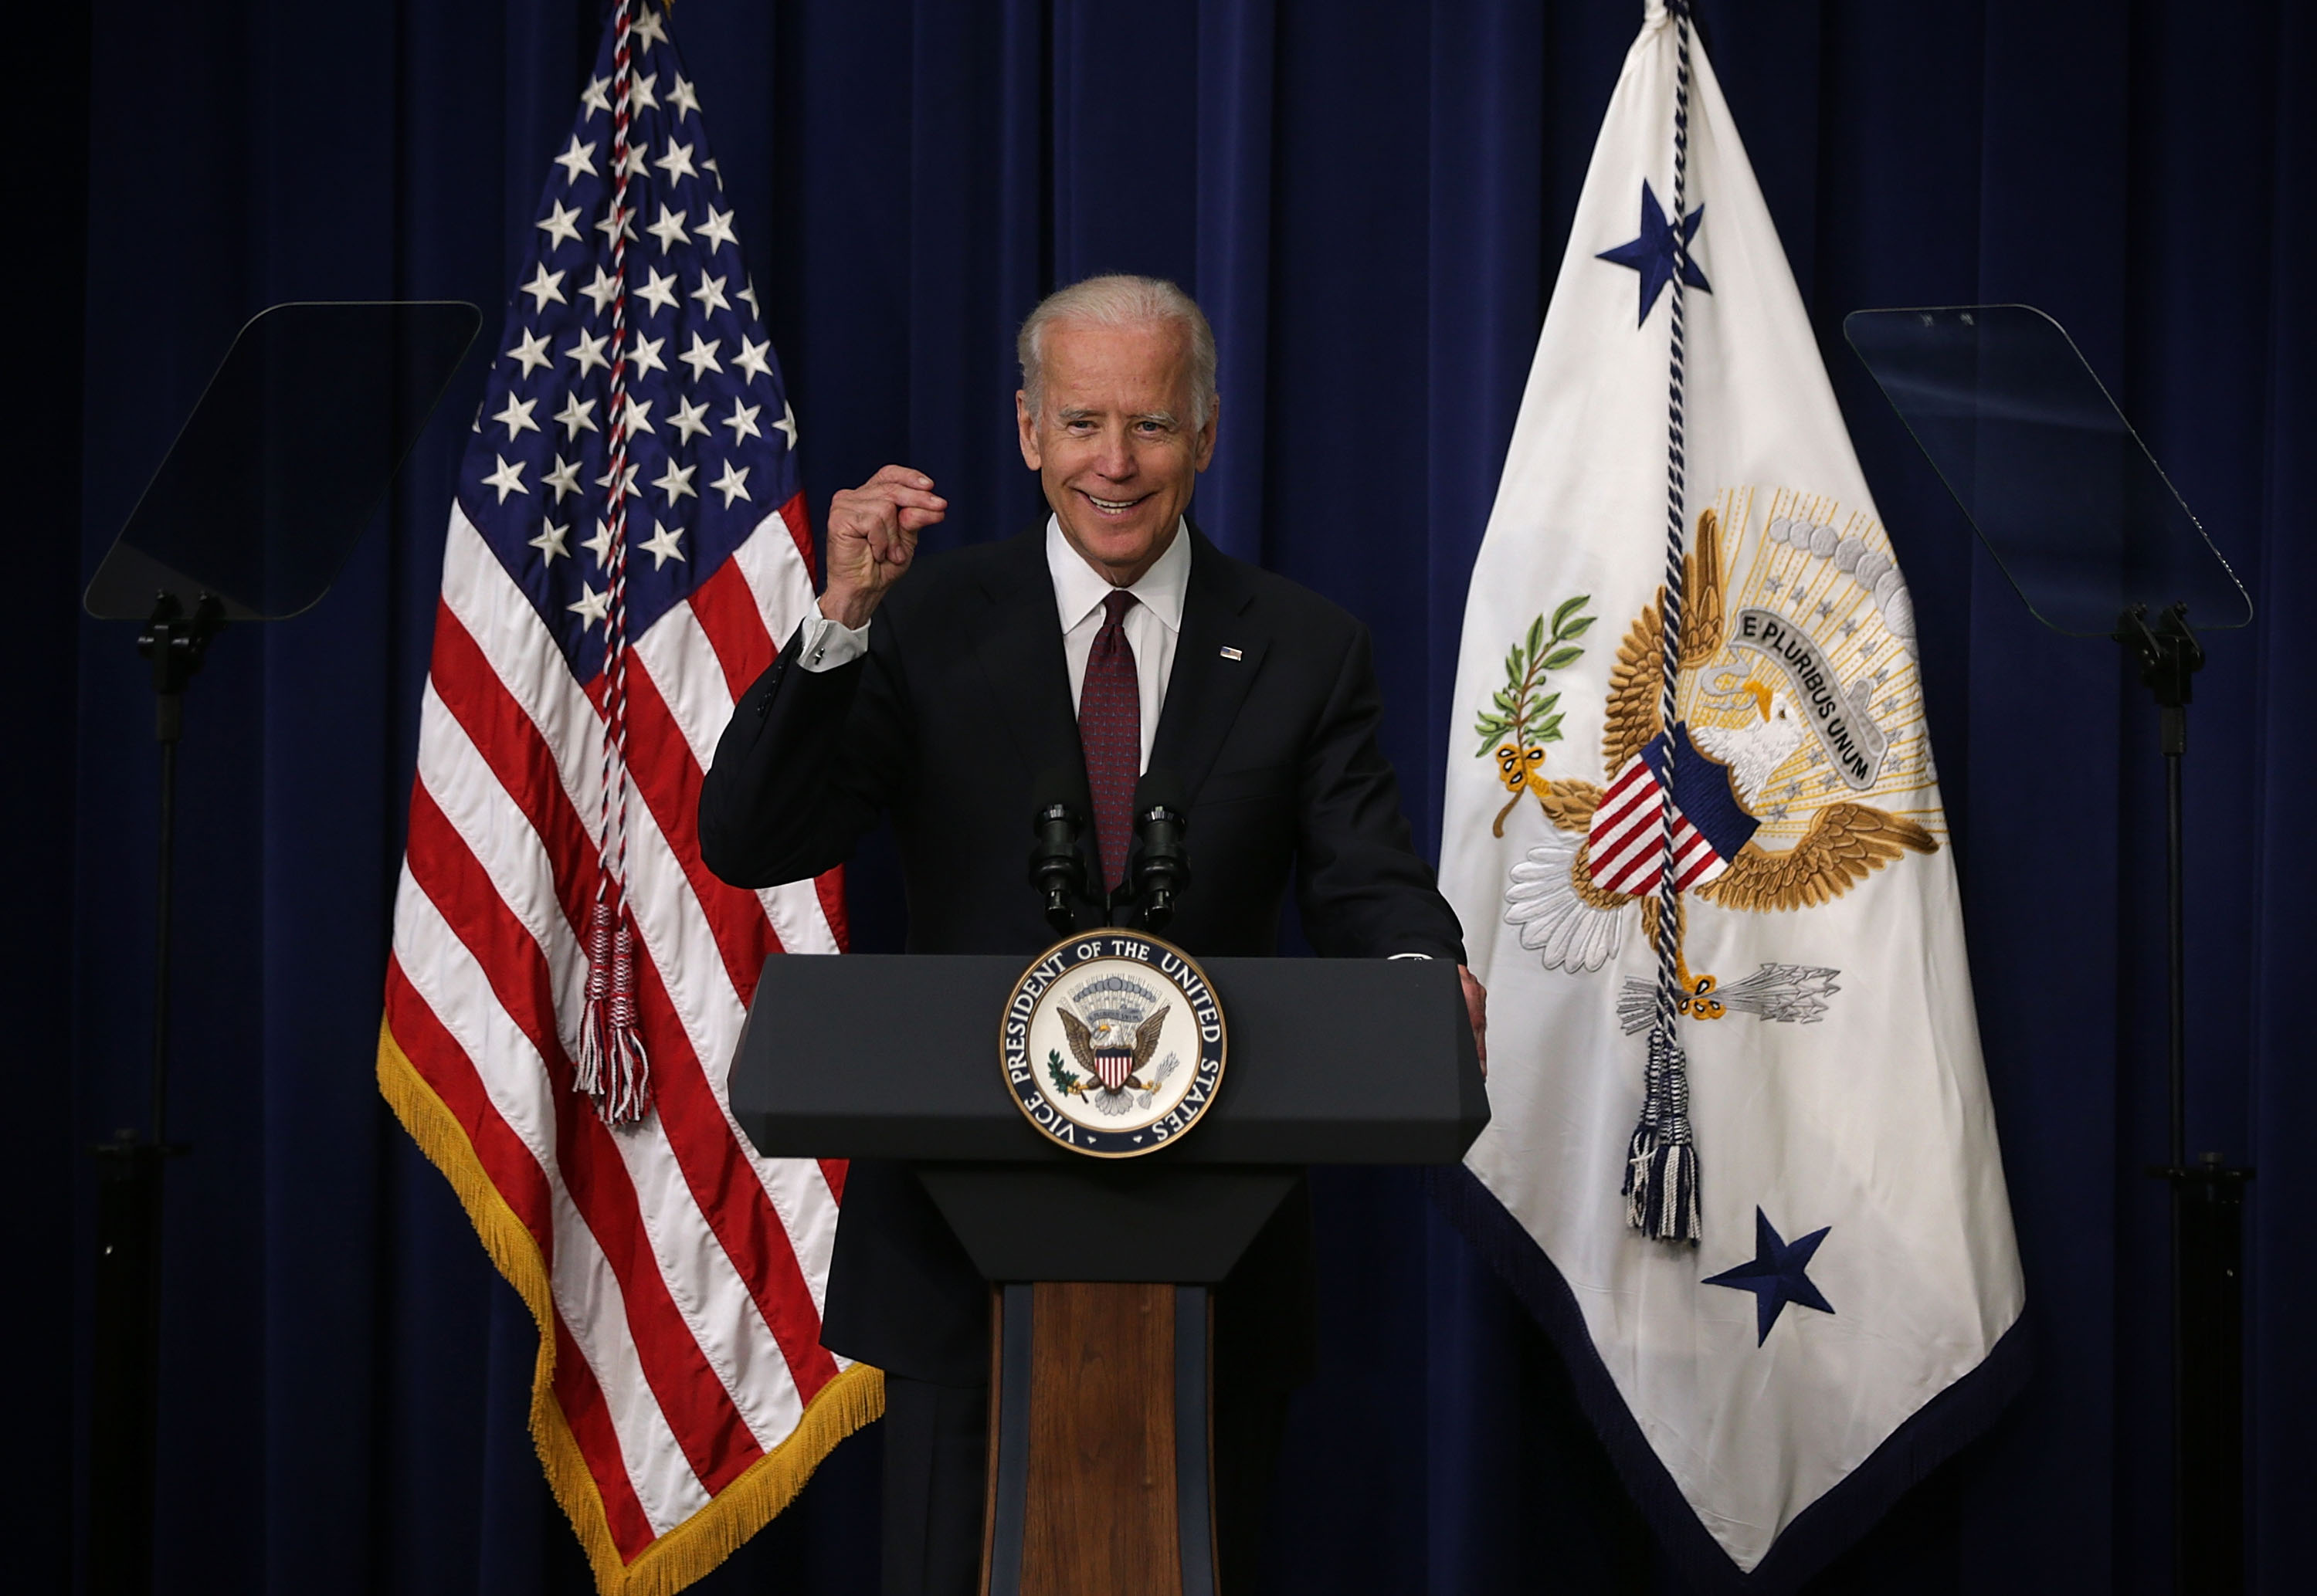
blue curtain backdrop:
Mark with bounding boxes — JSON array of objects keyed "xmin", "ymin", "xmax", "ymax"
[{"xmin": 16, "ymin": 0, "xmax": 2313, "ymax": 1591}]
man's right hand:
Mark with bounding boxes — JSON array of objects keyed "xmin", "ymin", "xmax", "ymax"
[{"xmin": 820, "ymin": 465, "xmax": 947, "ymax": 628}]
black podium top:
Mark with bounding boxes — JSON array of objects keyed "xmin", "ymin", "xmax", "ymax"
[{"xmin": 731, "ymin": 953, "xmax": 1487, "ymax": 1167}]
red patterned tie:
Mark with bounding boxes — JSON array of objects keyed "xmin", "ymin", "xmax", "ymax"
[{"xmin": 1079, "ymin": 589, "xmax": 1141, "ymax": 891}]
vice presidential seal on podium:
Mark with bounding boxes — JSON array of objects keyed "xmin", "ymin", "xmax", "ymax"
[{"xmin": 1000, "ymin": 931, "xmax": 1228, "ymax": 1157}]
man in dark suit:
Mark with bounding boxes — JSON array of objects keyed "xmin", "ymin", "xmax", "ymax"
[{"xmin": 699, "ymin": 275, "xmax": 1483, "ymax": 1595}]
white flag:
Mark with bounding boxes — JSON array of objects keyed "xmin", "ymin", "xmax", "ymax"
[{"xmin": 1437, "ymin": 4, "xmax": 2025, "ymax": 1582}]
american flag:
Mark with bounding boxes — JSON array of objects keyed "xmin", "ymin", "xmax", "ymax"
[{"xmin": 375, "ymin": 5, "xmax": 871, "ymax": 1589}]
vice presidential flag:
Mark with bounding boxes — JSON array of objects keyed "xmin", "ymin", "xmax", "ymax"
[
  {"xmin": 377, "ymin": 5, "xmax": 870, "ymax": 1591},
  {"xmin": 1436, "ymin": 4, "xmax": 2025, "ymax": 1584}
]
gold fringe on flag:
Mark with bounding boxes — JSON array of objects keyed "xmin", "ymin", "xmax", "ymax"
[{"xmin": 376, "ymin": 1017, "xmax": 885, "ymax": 1596}]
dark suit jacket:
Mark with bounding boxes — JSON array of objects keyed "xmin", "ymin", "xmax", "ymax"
[{"xmin": 698, "ymin": 524, "xmax": 1464, "ymax": 1383}]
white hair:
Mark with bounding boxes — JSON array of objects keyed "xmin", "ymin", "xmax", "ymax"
[{"xmin": 1016, "ymin": 274, "xmax": 1219, "ymax": 429}]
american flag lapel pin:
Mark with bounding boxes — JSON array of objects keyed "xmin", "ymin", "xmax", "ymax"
[{"xmin": 1220, "ymin": 646, "xmax": 1243, "ymax": 661}]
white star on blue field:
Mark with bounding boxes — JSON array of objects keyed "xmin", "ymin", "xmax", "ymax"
[
  {"xmin": 454, "ymin": 10, "xmax": 802, "ymax": 683},
  {"xmin": 1598, "ymin": 179, "xmax": 1712, "ymax": 325}
]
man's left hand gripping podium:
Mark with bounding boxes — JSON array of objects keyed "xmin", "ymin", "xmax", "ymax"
[{"xmin": 731, "ymin": 940, "xmax": 1487, "ymax": 1596}]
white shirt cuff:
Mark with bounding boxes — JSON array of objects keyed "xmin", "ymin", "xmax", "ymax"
[{"xmin": 797, "ymin": 602, "xmax": 870, "ymax": 673}]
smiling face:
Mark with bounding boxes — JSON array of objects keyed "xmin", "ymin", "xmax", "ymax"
[{"xmin": 1016, "ymin": 317, "xmax": 1217, "ymax": 586}]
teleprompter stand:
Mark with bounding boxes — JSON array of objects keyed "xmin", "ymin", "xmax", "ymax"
[
  {"xmin": 80, "ymin": 301, "xmax": 477, "ymax": 1594},
  {"xmin": 1848, "ymin": 305, "xmax": 2254, "ymax": 1596},
  {"xmin": 733, "ymin": 953, "xmax": 1487, "ymax": 1596}
]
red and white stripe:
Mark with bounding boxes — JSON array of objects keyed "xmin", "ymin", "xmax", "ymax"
[
  {"xmin": 1585, "ymin": 752, "xmax": 1730, "ymax": 896},
  {"xmin": 386, "ymin": 493, "xmax": 846, "ymax": 1560}
]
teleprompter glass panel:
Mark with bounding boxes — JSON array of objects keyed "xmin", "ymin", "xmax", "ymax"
[
  {"xmin": 86, "ymin": 300, "xmax": 480, "ymax": 621},
  {"xmin": 1844, "ymin": 303, "xmax": 2248, "ymax": 638}
]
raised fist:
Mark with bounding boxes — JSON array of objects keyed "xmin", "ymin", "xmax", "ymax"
[{"xmin": 819, "ymin": 465, "xmax": 947, "ymax": 628}]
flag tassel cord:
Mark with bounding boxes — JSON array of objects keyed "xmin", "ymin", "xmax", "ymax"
[
  {"xmin": 1626, "ymin": 0, "xmax": 1703, "ymax": 1245},
  {"xmin": 575, "ymin": 0, "xmax": 653, "ymax": 1127}
]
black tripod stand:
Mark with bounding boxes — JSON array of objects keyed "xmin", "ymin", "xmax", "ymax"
[
  {"xmin": 1847, "ymin": 302, "xmax": 2256, "ymax": 1595},
  {"xmin": 78, "ymin": 300, "xmax": 478, "ymax": 1593},
  {"xmin": 2117, "ymin": 602, "xmax": 2251, "ymax": 1596},
  {"xmin": 86, "ymin": 593, "xmax": 221, "ymax": 1594}
]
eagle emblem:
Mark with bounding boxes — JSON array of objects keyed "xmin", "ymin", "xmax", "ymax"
[
  {"xmin": 1058, "ymin": 1004, "xmax": 1171, "ymax": 1096},
  {"xmin": 1477, "ymin": 489, "xmax": 1945, "ymax": 1028},
  {"xmin": 999, "ymin": 932, "xmax": 1227, "ymax": 1157}
]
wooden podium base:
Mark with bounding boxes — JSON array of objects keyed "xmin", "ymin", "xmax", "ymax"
[{"xmin": 982, "ymin": 1283, "xmax": 1216, "ymax": 1596}]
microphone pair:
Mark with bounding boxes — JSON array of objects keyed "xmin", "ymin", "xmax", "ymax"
[{"xmin": 1026, "ymin": 765, "xmax": 1190, "ymax": 934}]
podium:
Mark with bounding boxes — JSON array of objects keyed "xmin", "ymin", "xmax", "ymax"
[{"xmin": 733, "ymin": 951, "xmax": 1486, "ymax": 1596}]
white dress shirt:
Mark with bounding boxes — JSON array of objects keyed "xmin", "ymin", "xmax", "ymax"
[{"xmin": 795, "ymin": 515, "xmax": 1190, "ymax": 776}]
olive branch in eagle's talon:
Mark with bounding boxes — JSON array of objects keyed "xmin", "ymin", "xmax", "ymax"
[{"xmin": 1474, "ymin": 593, "xmax": 1595, "ymax": 835}]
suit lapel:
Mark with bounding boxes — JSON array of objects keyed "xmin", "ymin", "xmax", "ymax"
[
  {"xmin": 1151, "ymin": 527, "xmax": 1268, "ymax": 802},
  {"xmin": 969, "ymin": 528, "xmax": 1084, "ymax": 777}
]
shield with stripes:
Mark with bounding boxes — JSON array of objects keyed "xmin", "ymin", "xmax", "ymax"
[
  {"xmin": 1094, "ymin": 1045, "xmax": 1137, "ymax": 1093},
  {"xmin": 1585, "ymin": 722, "xmax": 1759, "ymax": 895}
]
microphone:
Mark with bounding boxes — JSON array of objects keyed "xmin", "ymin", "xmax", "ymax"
[
  {"xmin": 1026, "ymin": 764, "xmax": 1092, "ymax": 935},
  {"xmin": 1129, "ymin": 770, "xmax": 1191, "ymax": 931}
]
